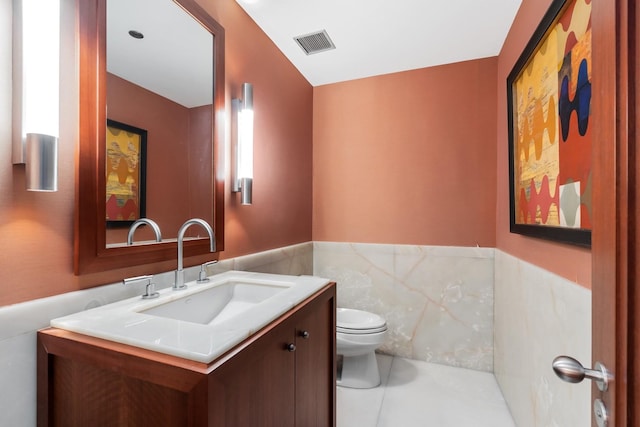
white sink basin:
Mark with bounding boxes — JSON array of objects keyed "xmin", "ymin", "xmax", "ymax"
[
  {"xmin": 141, "ymin": 281, "xmax": 289, "ymax": 325},
  {"xmin": 50, "ymin": 271, "xmax": 330, "ymax": 363}
]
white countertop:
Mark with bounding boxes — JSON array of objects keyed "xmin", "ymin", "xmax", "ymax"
[{"xmin": 50, "ymin": 271, "xmax": 330, "ymax": 363}]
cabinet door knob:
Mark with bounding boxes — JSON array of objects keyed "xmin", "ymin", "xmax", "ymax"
[
  {"xmin": 287, "ymin": 343, "xmax": 296, "ymax": 352},
  {"xmin": 300, "ymin": 330, "xmax": 310, "ymax": 339}
]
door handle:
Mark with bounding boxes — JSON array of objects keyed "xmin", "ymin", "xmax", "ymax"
[{"xmin": 552, "ymin": 355, "xmax": 612, "ymax": 391}]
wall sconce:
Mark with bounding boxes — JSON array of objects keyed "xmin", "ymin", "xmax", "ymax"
[
  {"xmin": 232, "ymin": 83, "xmax": 253, "ymax": 205},
  {"xmin": 12, "ymin": 0, "xmax": 60, "ymax": 192}
]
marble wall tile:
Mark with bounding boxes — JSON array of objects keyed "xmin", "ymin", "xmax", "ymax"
[
  {"xmin": 494, "ymin": 250, "xmax": 591, "ymax": 427},
  {"xmin": 0, "ymin": 333, "xmax": 37, "ymax": 427},
  {"xmin": 0, "ymin": 242, "xmax": 312, "ymax": 427},
  {"xmin": 0, "ymin": 241, "xmax": 592, "ymax": 426},
  {"xmin": 314, "ymin": 242, "xmax": 495, "ymax": 372},
  {"xmin": 218, "ymin": 242, "xmax": 313, "ymax": 276}
]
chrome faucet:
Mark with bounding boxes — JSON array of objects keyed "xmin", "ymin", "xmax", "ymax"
[
  {"xmin": 174, "ymin": 218, "xmax": 215, "ymax": 290},
  {"xmin": 197, "ymin": 260, "xmax": 219, "ymax": 283},
  {"xmin": 123, "ymin": 274, "xmax": 159, "ymax": 299},
  {"xmin": 127, "ymin": 218, "xmax": 162, "ymax": 245}
]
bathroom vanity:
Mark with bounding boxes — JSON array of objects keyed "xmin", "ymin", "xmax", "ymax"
[{"xmin": 37, "ymin": 273, "xmax": 336, "ymax": 426}]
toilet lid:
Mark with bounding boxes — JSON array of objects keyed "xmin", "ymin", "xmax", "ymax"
[
  {"xmin": 337, "ymin": 308, "xmax": 386, "ymax": 331},
  {"xmin": 337, "ymin": 325, "xmax": 388, "ymax": 334}
]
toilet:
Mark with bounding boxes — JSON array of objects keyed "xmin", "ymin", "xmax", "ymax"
[{"xmin": 336, "ymin": 308, "xmax": 388, "ymax": 389}]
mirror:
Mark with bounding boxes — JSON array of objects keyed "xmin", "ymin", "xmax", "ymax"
[
  {"xmin": 105, "ymin": 0, "xmax": 214, "ymax": 245},
  {"xmin": 75, "ymin": 0, "xmax": 225, "ymax": 274}
]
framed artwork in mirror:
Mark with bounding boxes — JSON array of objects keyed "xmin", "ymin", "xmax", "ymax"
[
  {"xmin": 507, "ymin": 0, "xmax": 592, "ymax": 247},
  {"xmin": 105, "ymin": 119, "xmax": 147, "ymax": 227}
]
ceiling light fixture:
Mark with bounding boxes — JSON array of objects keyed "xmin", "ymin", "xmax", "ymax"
[{"xmin": 128, "ymin": 30, "xmax": 144, "ymax": 39}]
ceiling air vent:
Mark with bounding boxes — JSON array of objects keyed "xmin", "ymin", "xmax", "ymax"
[{"xmin": 294, "ymin": 30, "xmax": 335, "ymax": 55}]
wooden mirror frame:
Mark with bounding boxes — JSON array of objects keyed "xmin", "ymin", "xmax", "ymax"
[{"xmin": 74, "ymin": 0, "xmax": 225, "ymax": 275}]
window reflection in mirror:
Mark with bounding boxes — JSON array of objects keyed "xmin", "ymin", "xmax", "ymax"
[{"xmin": 105, "ymin": 0, "xmax": 214, "ymax": 247}]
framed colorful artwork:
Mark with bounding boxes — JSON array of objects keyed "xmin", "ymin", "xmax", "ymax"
[
  {"xmin": 105, "ymin": 119, "xmax": 147, "ymax": 227},
  {"xmin": 507, "ymin": 0, "xmax": 592, "ymax": 247}
]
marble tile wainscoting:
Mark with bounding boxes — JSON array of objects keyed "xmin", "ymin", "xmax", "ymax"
[
  {"xmin": 316, "ymin": 242, "xmax": 593, "ymax": 425},
  {"xmin": 1, "ymin": 241, "xmax": 594, "ymax": 426},
  {"xmin": 0, "ymin": 243, "xmax": 312, "ymax": 427},
  {"xmin": 494, "ymin": 250, "xmax": 592, "ymax": 427},
  {"xmin": 314, "ymin": 242, "xmax": 495, "ymax": 372}
]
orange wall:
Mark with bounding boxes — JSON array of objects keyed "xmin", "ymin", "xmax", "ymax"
[
  {"xmin": 313, "ymin": 58, "xmax": 498, "ymax": 247},
  {"xmin": 496, "ymin": 0, "xmax": 592, "ymax": 288},
  {"xmin": 106, "ymin": 74, "xmax": 216, "ymax": 243},
  {"xmin": 0, "ymin": 0, "xmax": 592, "ymax": 307},
  {"xmin": 106, "ymin": 73, "xmax": 192, "ymax": 244},
  {"xmin": 215, "ymin": 0, "xmax": 313, "ymax": 259},
  {"xmin": 0, "ymin": 0, "xmax": 313, "ymax": 306}
]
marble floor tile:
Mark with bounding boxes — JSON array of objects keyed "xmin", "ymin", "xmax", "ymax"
[
  {"xmin": 338, "ymin": 355, "xmax": 514, "ymax": 427},
  {"xmin": 337, "ymin": 354, "xmax": 393, "ymax": 427}
]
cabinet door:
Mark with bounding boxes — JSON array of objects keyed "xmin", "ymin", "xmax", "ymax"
[
  {"xmin": 294, "ymin": 294, "xmax": 336, "ymax": 426},
  {"xmin": 208, "ymin": 316, "xmax": 297, "ymax": 427}
]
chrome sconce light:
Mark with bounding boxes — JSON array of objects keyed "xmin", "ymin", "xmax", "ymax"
[
  {"xmin": 232, "ymin": 83, "xmax": 253, "ymax": 205},
  {"xmin": 12, "ymin": 0, "xmax": 60, "ymax": 192}
]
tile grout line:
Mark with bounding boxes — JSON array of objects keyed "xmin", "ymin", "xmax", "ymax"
[{"xmin": 375, "ymin": 355, "xmax": 396, "ymax": 427}]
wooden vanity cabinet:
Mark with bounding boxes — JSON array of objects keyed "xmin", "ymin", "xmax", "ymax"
[{"xmin": 37, "ymin": 283, "xmax": 336, "ymax": 427}]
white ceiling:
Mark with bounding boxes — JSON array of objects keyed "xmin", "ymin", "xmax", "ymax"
[
  {"xmin": 107, "ymin": 0, "xmax": 213, "ymax": 108},
  {"xmin": 106, "ymin": 0, "xmax": 523, "ymax": 105},
  {"xmin": 235, "ymin": 0, "xmax": 523, "ymax": 87}
]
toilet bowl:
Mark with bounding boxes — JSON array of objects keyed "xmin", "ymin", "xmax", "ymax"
[{"xmin": 336, "ymin": 308, "xmax": 387, "ymax": 389}]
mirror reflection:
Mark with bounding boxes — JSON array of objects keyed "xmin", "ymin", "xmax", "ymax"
[{"xmin": 105, "ymin": 0, "xmax": 214, "ymax": 247}]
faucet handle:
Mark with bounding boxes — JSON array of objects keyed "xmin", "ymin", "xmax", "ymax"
[
  {"xmin": 197, "ymin": 260, "xmax": 218, "ymax": 283},
  {"xmin": 123, "ymin": 274, "xmax": 159, "ymax": 299}
]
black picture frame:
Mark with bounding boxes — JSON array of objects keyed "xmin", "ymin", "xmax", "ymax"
[
  {"xmin": 105, "ymin": 119, "xmax": 147, "ymax": 228},
  {"xmin": 506, "ymin": 0, "xmax": 592, "ymax": 247}
]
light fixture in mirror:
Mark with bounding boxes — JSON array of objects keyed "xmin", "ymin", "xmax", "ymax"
[{"xmin": 75, "ymin": 0, "xmax": 225, "ymax": 275}]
